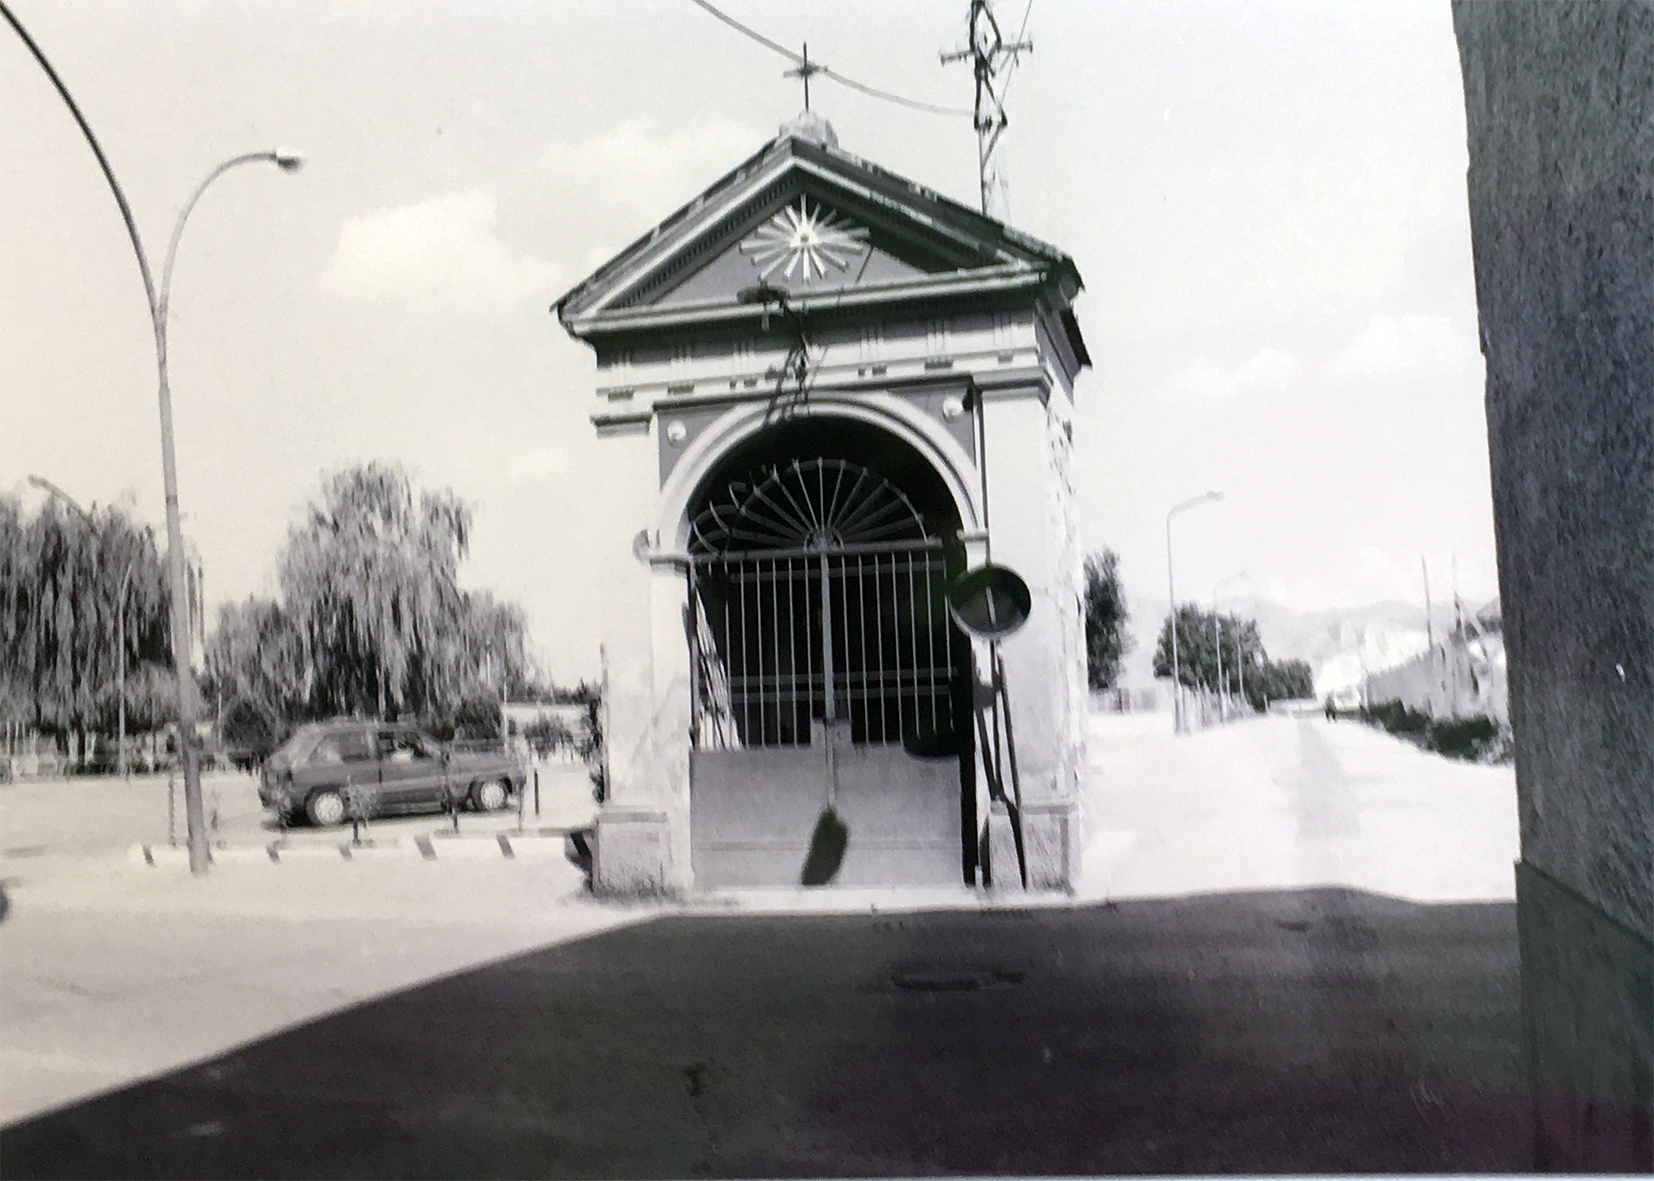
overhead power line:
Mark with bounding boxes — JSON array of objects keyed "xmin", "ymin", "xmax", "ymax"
[{"xmin": 687, "ymin": 0, "xmax": 971, "ymax": 117}]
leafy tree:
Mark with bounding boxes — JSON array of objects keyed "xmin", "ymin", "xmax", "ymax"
[
  {"xmin": 279, "ymin": 462, "xmax": 476, "ymax": 719},
  {"xmin": 1152, "ymin": 603, "xmax": 1315, "ymax": 712},
  {"xmin": 202, "ymin": 597, "xmax": 308, "ymax": 724},
  {"xmin": 0, "ymin": 493, "xmax": 174, "ymax": 750},
  {"xmin": 1151, "ymin": 604, "xmax": 1262, "ymax": 693},
  {"xmin": 1082, "ymin": 549, "xmax": 1132, "ymax": 690},
  {"xmin": 213, "ymin": 461, "xmax": 548, "ymax": 728},
  {"xmin": 1250, "ymin": 657, "xmax": 1315, "ymax": 706}
]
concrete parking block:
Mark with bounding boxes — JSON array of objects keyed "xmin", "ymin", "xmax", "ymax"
[{"xmin": 426, "ymin": 835, "xmax": 509, "ymax": 860}]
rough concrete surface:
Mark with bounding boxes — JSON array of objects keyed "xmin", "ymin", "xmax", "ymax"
[{"xmin": 1454, "ymin": 0, "xmax": 1654, "ymax": 1168}]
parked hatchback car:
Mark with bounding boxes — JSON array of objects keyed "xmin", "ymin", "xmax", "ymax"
[{"xmin": 259, "ymin": 720, "xmax": 526, "ymax": 827}]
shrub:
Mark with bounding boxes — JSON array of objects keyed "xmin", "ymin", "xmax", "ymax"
[{"xmin": 1360, "ymin": 699, "xmax": 1511, "ymax": 763}]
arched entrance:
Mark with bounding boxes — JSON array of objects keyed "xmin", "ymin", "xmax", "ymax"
[{"xmin": 685, "ymin": 418, "xmax": 975, "ymax": 887}]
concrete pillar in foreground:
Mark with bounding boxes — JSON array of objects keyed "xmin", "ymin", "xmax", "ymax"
[{"xmin": 1453, "ymin": 2, "xmax": 1653, "ymax": 1168}]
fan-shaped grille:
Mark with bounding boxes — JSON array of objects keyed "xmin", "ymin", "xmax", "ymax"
[{"xmin": 689, "ymin": 459, "xmax": 933, "ymax": 557}]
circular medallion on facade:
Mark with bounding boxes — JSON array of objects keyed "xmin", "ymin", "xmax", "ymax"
[
  {"xmin": 665, "ymin": 420, "xmax": 688, "ymax": 446},
  {"xmin": 739, "ymin": 197, "xmax": 870, "ymax": 284}
]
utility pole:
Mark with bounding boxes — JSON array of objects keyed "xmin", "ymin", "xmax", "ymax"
[{"xmin": 942, "ymin": 0, "xmax": 1032, "ymax": 215}]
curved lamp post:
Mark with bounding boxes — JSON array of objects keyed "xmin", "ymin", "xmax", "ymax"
[
  {"xmin": 1214, "ymin": 571, "xmax": 1250, "ymax": 723},
  {"xmin": 5, "ymin": 2, "xmax": 302, "ymax": 873},
  {"xmin": 1166, "ymin": 490, "xmax": 1223, "ymax": 733}
]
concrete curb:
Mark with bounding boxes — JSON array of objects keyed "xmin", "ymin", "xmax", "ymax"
[{"xmin": 128, "ymin": 829, "xmax": 579, "ymax": 868}]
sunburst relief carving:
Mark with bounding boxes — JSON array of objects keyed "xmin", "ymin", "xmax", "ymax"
[{"xmin": 739, "ymin": 197, "xmax": 870, "ymax": 283}]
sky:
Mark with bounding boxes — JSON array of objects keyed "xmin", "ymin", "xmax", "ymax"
[{"xmin": 1, "ymin": 0, "xmax": 1500, "ymax": 682}]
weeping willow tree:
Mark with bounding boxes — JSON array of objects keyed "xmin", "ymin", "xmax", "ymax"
[
  {"xmin": 0, "ymin": 492, "xmax": 174, "ymax": 753},
  {"xmin": 262, "ymin": 462, "xmax": 538, "ymax": 726}
]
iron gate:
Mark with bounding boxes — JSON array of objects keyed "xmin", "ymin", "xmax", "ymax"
[
  {"xmin": 684, "ymin": 458, "xmax": 968, "ymax": 887},
  {"xmin": 690, "ymin": 542, "xmax": 955, "ymax": 749}
]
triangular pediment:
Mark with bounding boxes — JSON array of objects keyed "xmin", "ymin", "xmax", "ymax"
[
  {"xmin": 652, "ymin": 192, "xmax": 931, "ymax": 308},
  {"xmin": 556, "ymin": 132, "xmax": 1082, "ymax": 334}
]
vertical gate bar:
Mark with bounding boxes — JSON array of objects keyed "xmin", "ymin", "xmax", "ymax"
[
  {"xmin": 908, "ymin": 551, "xmax": 921, "ymax": 735},
  {"xmin": 889, "ymin": 553, "xmax": 902, "ymax": 741},
  {"xmin": 786, "ymin": 556, "xmax": 798, "ymax": 742},
  {"xmin": 721, "ymin": 566, "xmax": 731, "ymax": 747},
  {"xmin": 856, "ymin": 555, "xmax": 869, "ymax": 740},
  {"xmin": 758, "ymin": 560, "xmax": 769, "ymax": 747},
  {"xmin": 771, "ymin": 557, "xmax": 783, "ymax": 743},
  {"xmin": 806, "ymin": 558, "xmax": 817, "ymax": 724},
  {"xmin": 738, "ymin": 561, "xmax": 748, "ymax": 745},
  {"xmin": 874, "ymin": 554, "xmax": 888, "ymax": 743},
  {"xmin": 924, "ymin": 554, "xmax": 937, "ymax": 732},
  {"xmin": 688, "ymin": 563, "xmax": 700, "ymax": 750},
  {"xmin": 886, "ymin": 553, "xmax": 898, "ymax": 741},
  {"xmin": 820, "ymin": 553, "xmax": 835, "ymax": 723},
  {"xmin": 838, "ymin": 556, "xmax": 850, "ymax": 732}
]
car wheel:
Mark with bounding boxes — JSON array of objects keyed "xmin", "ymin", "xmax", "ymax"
[
  {"xmin": 306, "ymin": 789, "xmax": 347, "ymax": 827},
  {"xmin": 472, "ymin": 778, "xmax": 511, "ymax": 812}
]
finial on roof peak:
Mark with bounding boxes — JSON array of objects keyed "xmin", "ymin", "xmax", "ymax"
[{"xmin": 778, "ymin": 110, "xmax": 838, "ymax": 149}]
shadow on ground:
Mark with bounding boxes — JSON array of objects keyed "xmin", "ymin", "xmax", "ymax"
[{"xmin": 0, "ymin": 887, "xmax": 1535, "ymax": 1177}]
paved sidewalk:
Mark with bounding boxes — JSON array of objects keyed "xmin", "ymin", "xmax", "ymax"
[{"xmin": 0, "ymin": 853, "xmax": 645, "ymax": 1125}]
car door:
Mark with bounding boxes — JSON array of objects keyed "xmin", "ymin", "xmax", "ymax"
[
  {"xmin": 296, "ymin": 726, "xmax": 377, "ymax": 808},
  {"xmin": 376, "ymin": 728, "xmax": 445, "ymax": 812}
]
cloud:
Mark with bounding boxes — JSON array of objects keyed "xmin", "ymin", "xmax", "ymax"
[
  {"xmin": 544, "ymin": 117, "xmax": 768, "ymax": 221},
  {"xmin": 506, "ymin": 445, "xmax": 568, "ymax": 486},
  {"xmin": 322, "ymin": 190, "xmax": 562, "ymax": 309},
  {"xmin": 1326, "ymin": 313, "xmax": 1477, "ymax": 378},
  {"xmin": 1166, "ymin": 347, "xmax": 1299, "ymax": 401}
]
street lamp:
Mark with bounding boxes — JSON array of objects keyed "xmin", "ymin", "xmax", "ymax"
[
  {"xmin": 6, "ymin": 1, "xmax": 303, "ymax": 874},
  {"xmin": 155, "ymin": 151, "xmax": 304, "ymax": 872},
  {"xmin": 1214, "ymin": 572, "xmax": 1250, "ymax": 723},
  {"xmin": 1166, "ymin": 490, "xmax": 1223, "ymax": 733}
]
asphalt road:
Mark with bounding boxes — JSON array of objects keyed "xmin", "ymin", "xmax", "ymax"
[{"xmin": 0, "ymin": 886, "xmax": 1530, "ymax": 1177}]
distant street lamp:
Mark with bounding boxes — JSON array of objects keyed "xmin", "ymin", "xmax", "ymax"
[
  {"xmin": 6, "ymin": 0, "xmax": 303, "ymax": 875},
  {"xmin": 1166, "ymin": 490, "xmax": 1223, "ymax": 733},
  {"xmin": 1214, "ymin": 572, "xmax": 1250, "ymax": 723}
]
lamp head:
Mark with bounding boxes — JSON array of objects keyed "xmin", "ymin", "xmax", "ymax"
[
  {"xmin": 271, "ymin": 147, "xmax": 306, "ymax": 173},
  {"xmin": 1206, "ymin": 489, "xmax": 1225, "ymax": 502}
]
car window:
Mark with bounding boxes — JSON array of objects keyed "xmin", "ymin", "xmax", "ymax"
[
  {"xmin": 271, "ymin": 724, "xmax": 322, "ymax": 766},
  {"xmin": 310, "ymin": 730, "xmax": 375, "ymax": 765},
  {"xmin": 380, "ymin": 730, "xmax": 433, "ymax": 764},
  {"xmin": 337, "ymin": 729, "xmax": 376, "ymax": 762}
]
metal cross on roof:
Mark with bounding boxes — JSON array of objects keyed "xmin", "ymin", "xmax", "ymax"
[{"xmin": 784, "ymin": 42, "xmax": 825, "ymax": 112}]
